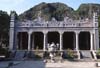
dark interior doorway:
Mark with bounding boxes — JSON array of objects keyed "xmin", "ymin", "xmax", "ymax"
[
  {"xmin": 47, "ymin": 32, "xmax": 59, "ymax": 44},
  {"xmin": 63, "ymin": 32, "xmax": 75, "ymax": 50},
  {"xmin": 79, "ymin": 32, "xmax": 90, "ymax": 50},
  {"xmin": 17, "ymin": 32, "xmax": 28, "ymax": 50},
  {"xmin": 33, "ymin": 32, "xmax": 43, "ymax": 50}
]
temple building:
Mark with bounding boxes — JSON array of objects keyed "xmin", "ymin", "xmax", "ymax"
[{"xmin": 9, "ymin": 11, "xmax": 99, "ymax": 59}]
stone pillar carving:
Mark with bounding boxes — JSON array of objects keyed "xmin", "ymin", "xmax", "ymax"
[
  {"xmin": 43, "ymin": 31, "xmax": 47, "ymax": 51},
  {"xmin": 9, "ymin": 11, "xmax": 15, "ymax": 50},
  {"xmin": 9, "ymin": 29, "xmax": 15, "ymax": 50},
  {"xmin": 59, "ymin": 32, "xmax": 63, "ymax": 51},
  {"xmin": 90, "ymin": 33, "xmax": 93, "ymax": 50},
  {"xmin": 28, "ymin": 32, "xmax": 31, "ymax": 50}
]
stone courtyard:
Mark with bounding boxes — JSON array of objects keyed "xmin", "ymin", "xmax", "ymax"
[{"xmin": 0, "ymin": 60, "xmax": 99, "ymax": 68}]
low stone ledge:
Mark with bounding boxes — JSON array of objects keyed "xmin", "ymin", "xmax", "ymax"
[{"xmin": 96, "ymin": 62, "xmax": 100, "ymax": 67}]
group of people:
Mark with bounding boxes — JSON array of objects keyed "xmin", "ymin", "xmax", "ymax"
[
  {"xmin": 47, "ymin": 42, "xmax": 59, "ymax": 52},
  {"xmin": 44, "ymin": 42, "xmax": 59, "ymax": 62}
]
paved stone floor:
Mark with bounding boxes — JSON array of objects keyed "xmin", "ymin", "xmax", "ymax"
[{"xmin": 0, "ymin": 60, "xmax": 99, "ymax": 68}]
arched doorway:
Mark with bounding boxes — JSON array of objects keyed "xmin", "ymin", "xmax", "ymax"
[
  {"xmin": 17, "ymin": 32, "xmax": 28, "ymax": 50},
  {"xmin": 79, "ymin": 32, "xmax": 90, "ymax": 50},
  {"xmin": 63, "ymin": 32, "xmax": 75, "ymax": 50},
  {"xmin": 31, "ymin": 32, "xmax": 44, "ymax": 50},
  {"xmin": 47, "ymin": 32, "xmax": 59, "ymax": 44}
]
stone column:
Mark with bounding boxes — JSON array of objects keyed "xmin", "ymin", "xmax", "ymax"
[
  {"xmin": 90, "ymin": 33, "xmax": 93, "ymax": 50},
  {"xmin": 75, "ymin": 32, "xmax": 80, "ymax": 59},
  {"xmin": 9, "ymin": 29, "xmax": 14, "ymax": 50},
  {"xmin": 14, "ymin": 32, "xmax": 18, "ymax": 50},
  {"xmin": 59, "ymin": 32, "xmax": 63, "ymax": 51},
  {"xmin": 9, "ymin": 12, "xmax": 15, "ymax": 50},
  {"xmin": 28, "ymin": 32, "xmax": 31, "ymax": 50},
  {"xmin": 32, "ymin": 33, "xmax": 34, "ymax": 50},
  {"xmin": 43, "ymin": 32, "xmax": 47, "ymax": 51},
  {"xmin": 75, "ymin": 32, "xmax": 79, "ymax": 51}
]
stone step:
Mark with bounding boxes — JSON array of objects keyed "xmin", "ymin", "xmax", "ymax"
[
  {"xmin": 14, "ymin": 51, "xmax": 26, "ymax": 60},
  {"xmin": 80, "ymin": 51, "xmax": 93, "ymax": 59}
]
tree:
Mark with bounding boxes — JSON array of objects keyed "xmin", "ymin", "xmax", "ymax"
[{"xmin": 0, "ymin": 10, "xmax": 10, "ymax": 47}]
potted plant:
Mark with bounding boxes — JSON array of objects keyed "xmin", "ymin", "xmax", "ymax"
[
  {"xmin": 0, "ymin": 46, "xmax": 10, "ymax": 60},
  {"xmin": 96, "ymin": 49, "xmax": 100, "ymax": 59},
  {"xmin": 62, "ymin": 48, "xmax": 77, "ymax": 60},
  {"xmin": 66, "ymin": 49, "xmax": 75, "ymax": 59}
]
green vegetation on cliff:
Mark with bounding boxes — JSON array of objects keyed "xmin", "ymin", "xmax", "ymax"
[
  {"xmin": 19, "ymin": 3, "xmax": 100, "ymax": 21},
  {"xmin": 19, "ymin": 2, "xmax": 75, "ymax": 21}
]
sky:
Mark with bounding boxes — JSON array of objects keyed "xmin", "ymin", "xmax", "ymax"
[{"xmin": 0, "ymin": 0, "xmax": 100, "ymax": 15}]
